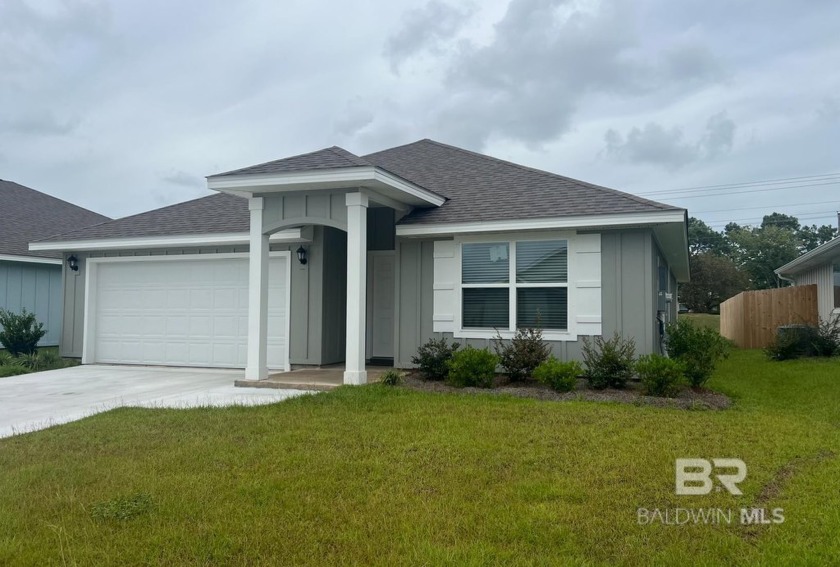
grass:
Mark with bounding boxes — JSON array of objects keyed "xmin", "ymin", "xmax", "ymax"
[
  {"xmin": 0, "ymin": 351, "xmax": 838, "ymax": 565},
  {"xmin": 681, "ymin": 313, "xmax": 720, "ymax": 332}
]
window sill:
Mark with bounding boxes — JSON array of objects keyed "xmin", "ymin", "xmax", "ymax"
[{"xmin": 454, "ymin": 329, "xmax": 575, "ymax": 341}]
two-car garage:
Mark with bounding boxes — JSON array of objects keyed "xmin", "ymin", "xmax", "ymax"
[{"xmin": 82, "ymin": 254, "xmax": 290, "ymax": 371}]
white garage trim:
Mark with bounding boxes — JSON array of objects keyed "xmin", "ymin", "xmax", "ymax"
[{"xmin": 82, "ymin": 252, "xmax": 291, "ymax": 371}]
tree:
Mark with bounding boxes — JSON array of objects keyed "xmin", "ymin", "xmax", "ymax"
[
  {"xmin": 727, "ymin": 224, "xmax": 800, "ymax": 290},
  {"xmin": 687, "ymin": 217, "xmax": 730, "ymax": 257},
  {"xmin": 798, "ymin": 224, "xmax": 838, "ymax": 252},
  {"xmin": 680, "ymin": 253, "xmax": 750, "ymax": 313}
]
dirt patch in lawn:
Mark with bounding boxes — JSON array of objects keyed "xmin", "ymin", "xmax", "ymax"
[{"xmin": 402, "ymin": 373, "xmax": 732, "ymax": 410}]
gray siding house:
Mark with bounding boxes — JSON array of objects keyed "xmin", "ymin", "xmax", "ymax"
[
  {"xmin": 1, "ymin": 180, "xmax": 109, "ymax": 345},
  {"xmin": 31, "ymin": 140, "xmax": 689, "ymax": 384},
  {"xmin": 775, "ymin": 236, "xmax": 840, "ymax": 321}
]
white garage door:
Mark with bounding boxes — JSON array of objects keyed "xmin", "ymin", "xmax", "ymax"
[{"xmin": 89, "ymin": 255, "xmax": 288, "ymax": 370}]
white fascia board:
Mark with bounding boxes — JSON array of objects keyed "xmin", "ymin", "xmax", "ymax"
[
  {"xmin": 29, "ymin": 229, "xmax": 305, "ymax": 252},
  {"xmin": 0, "ymin": 254, "xmax": 62, "ymax": 265},
  {"xmin": 207, "ymin": 166, "xmax": 445, "ymax": 207},
  {"xmin": 775, "ymin": 236, "xmax": 840, "ymax": 276},
  {"xmin": 371, "ymin": 169, "xmax": 446, "ymax": 206},
  {"xmin": 207, "ymin": 167, "xmax": 374, "ymax": 190},
  {"xmin": 395, "ymin": 210, "xmax": 688, "ymax": 237}
]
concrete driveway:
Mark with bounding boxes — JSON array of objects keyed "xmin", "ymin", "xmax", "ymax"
[{"xmin": 0, "ymin": 365, "xmax": 310, "ymax": 438}]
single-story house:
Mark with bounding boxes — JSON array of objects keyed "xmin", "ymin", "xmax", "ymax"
[
  {"xmin": 30, "ymin": 139, "xmax": 689, "ymax": 384},
  {"xmin": 1, "ymin": 179, "xmax": 110, "ymax": 345},
  {"xmin": 775, "ymin": 236, "xmax": 840, "ymax": 321}
]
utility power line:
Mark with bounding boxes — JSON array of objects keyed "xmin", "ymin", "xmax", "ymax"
[{"xmin": 636, "ymin": 172, "xmax": 840, "ymax": 197}]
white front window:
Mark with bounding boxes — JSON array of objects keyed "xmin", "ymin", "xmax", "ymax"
[{"xmin": 460, "ymin": 239, "xmax": 569, "ymax": 333}]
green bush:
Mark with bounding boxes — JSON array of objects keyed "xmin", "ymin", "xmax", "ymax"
[
  {"xmin": 533, "ymin": 357, "xmax": 581, "ymax": 392},
  {"xmin": 765, "ymin": 328, "xmax": 811, "ymax": 361},
  {"xmin": 446, "ymin": 346, "xmax": 497, "ymax": 388},
  {"xmin": 635, "ymin": 354, "xmax": 685, "ymax": 397},
  {"xmin": 379, "ymin": 369, "xmax": 403, "ymax": 386},
  {"xmin": 37, "ymin": 350, "xmax": 63, "ymax": 370},
  {"xmin": 810, "ymin": 318, "xmax": 840, "ymax": 357},
  {"xmin": 581, "ymin": 333, "xmax": 636, "ymax": 389},
  {"xmin": 0, "ymin": 309, "xmax": 46, "ymax": 356},
  {"xmin": 492, "ymin": 326, "xmax": 551, "ymax": 381},
  {"xmin": 411, "ymin": 338, "xmax": 460, "ymax": 381},
  {"xmin": 0, "ymin": 365, "xmax": 29, "ymax": 378},
  {"xmin": 666, "ymin": 319, "xmax": 730, "ymax": 387},
  {"xmin": 0, "ymin": 351, "xmax": 14, "ymax": 366}
]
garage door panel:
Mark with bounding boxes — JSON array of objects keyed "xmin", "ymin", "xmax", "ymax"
[{"xmin": 92, "ymin": 256, "xmax": 288, "ymax": 369}]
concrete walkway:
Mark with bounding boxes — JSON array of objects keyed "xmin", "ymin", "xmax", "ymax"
[{"xmin": 0, "ymin": 365, "xmax": 311, "ymax": 439}]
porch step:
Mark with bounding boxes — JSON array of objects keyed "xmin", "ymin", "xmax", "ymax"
[{"xmin": 234, "ymin": 379, "xmax": 339, "ymax": 391}]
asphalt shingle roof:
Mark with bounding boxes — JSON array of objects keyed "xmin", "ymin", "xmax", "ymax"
[
  {"xmin": 209, "ymin": 146, "xmax": 372, "ymax": 177},
  {"xmin": 38, "ymin": 139, "xmax": 682, "ymax": 244},
  {"xmin": 40, "ymin": 193, "xmax": 249, "ymax": 242},
  {"xmin": 363, "ymin": 139, "xmax": 680, "ymax": 225},
  {"xmin": 0, "ymin": 180, "xmax": 110, "ymax": 259}
]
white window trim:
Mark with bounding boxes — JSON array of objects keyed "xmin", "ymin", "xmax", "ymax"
[{"xmin": 454, "ymin": 231, "xmax": 578, "ymax": 341}]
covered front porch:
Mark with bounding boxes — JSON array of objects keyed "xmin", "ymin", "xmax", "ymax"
[
  {"xmin": 206, "ymin": 150, "xmax": 444, "ymax": 385},
  {"xmin": 233, "ymin": 364, "xmax": 394, "ymax": 391}
]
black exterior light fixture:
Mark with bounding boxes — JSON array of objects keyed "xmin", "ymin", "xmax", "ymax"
[
  {"xmin": 67, "ymin": 255, "xmax": 79, "ymax": 272},
  {"xmin": 296, "ymin": 246, "xmax": 308, "ymax": 265}
]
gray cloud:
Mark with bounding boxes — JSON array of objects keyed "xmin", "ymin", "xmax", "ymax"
[
  {"xmin": 427, "ymin": 0, "xmax": 727, "ymax": 149},
  {"xmin": 384, "ymin": 1, "xmax": 474, "ymax": 72},
  {"xmin": 604, "ymin": 112, "xmax": 736, "ymax": 169},
  {"xmin": 0, "ymin": 110, "xmax": 80, "ymax": 135}
]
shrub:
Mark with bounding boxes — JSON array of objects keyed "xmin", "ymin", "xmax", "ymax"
[
  {"xmin": 0, "ymin": 365, "xmax": 29, "ymax": 378},
  {"xmin": 379, "ymin": 369, "xmax": 403, "ymax": 386},
  {"xmin": 492, "ymin": 327, "xmax": 551, "ymax": 381},
  {"xmin": 37, "ymin": 350, "xmax": 63, "ymax": 370},
  {"xmin": 581, "ymin": 333, "xmax": 636, "ymax": 389},
  {"xmin": 765, "ymin": 327, "xmax": 812, "ymax": 361},
  {"xmin": 635, "ymin": 354, "xmax": 685, "ymax": 397},
  {"xmin": 666, "ymin": 319, "xmax": 730, "ymax": 388},
  {"xmin": 810, "ymin": 318, "xmax": 840, "ymax": 357},
  {"xmin": 0, "ymin": 309, "xmax": 46, "ymax": 356},
  {"xmin": 446, "ymin": 346, "xmax": 497, "ymax": 388},
  {"xmin": 411, "ymin": 338, "xmax": 460, "ymax": 381},
  {"xmin": 533, "ymin": 357, "xmax": 581, "ymax": 392},
  {"xmin": 0, "ymin": 351, "xmax": 14, "ymax": 366}
]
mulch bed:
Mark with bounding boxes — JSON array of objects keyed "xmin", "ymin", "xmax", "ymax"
[{"xmin": 402, "ymin": 373, "xmax": 732, "ymax": 410}]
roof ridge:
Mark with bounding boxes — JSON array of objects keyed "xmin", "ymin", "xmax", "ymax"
[
  {"xmin": 0, "ymin": 179, "xmax": 111, "ymax": 221},
  {"xmin": 416, "ymin": 139, "xmax": 679, "ymax": 211},
  {"xmin": 324, "ymin": 146, "xmax": 371, "ymax": 165},
  {"xmin": 209, "ymin": 146, "xmax": 369, "ymax": 178}
]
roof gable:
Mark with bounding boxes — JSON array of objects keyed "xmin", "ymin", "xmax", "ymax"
[
  {"xmin": 0, "ymin": 180, "xmax": 110, "ymax": 259},
  {"xmin": 209, "ymin": 146, "xmax": 371, "ymax": 178}
]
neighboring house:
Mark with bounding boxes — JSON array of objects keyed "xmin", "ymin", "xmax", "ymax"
[
  {"xmin": 775, "ymin": 236, "xmax": 840, "ymax": 321},
  {"xmin": 30, "ymin": 140, "xmax": 689, "ymax": 383},
  {"xmin": 0, "ymin": 180, "xmax": 109, "ymax": 346}
]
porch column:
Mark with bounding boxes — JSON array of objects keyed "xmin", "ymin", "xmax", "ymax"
[
  {"xmin": 344, "ymin": 191, "xmax": 369, "ymax": 385},
  {"xmin": 245, "ymin": 197, "xmax": 269, "ymax": 381}
]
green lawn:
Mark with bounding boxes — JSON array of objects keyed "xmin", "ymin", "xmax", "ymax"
[
  {"xmin": 680, "ymin": 313, "xmax": 720, "ymax": 332},
  {"xmin": 0, "ymin": 351, "xmax": 838, "ymax": 565}
]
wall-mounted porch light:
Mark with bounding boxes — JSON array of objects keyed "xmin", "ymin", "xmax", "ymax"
[
  {"xmin": 296, "ymin": 246, "xmax": 308, "ymax": 265},
  {"xmin": 67, "ymin": 255, "xmax": 79, "ymax": 272}
]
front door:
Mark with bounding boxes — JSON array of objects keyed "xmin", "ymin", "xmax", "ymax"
[{"xmin": 366, "ymin": 252, "xmax": 395, "ymax": 360}]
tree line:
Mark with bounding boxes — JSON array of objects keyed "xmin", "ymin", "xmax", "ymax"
[{"xmin": 680, "ymin": 213, "xmax": 838, "ymax": 312}]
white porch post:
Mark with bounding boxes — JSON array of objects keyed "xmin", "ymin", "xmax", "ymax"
[
  {"xmin": 245, "ymin": 197, "xmax": 269, "ymax": 381},
  {"xmin": 344, "ymin": 191, "xmax": 369, "ymax": 385}
]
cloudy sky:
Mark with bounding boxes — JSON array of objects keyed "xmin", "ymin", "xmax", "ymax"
[{"xmin": 2, "ymin": 0, "xmax": 839, "ymax": 232}]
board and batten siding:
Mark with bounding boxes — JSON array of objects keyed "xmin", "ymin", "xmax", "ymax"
[
  {"xmin": 0, "ymin": 260, "xmax": 63, "ymax": 346},
  {"xmin": 395, "ymin": 228, "xmax": 662, "ymax": 367},
  {"xmin": 794, "ymin": 263, "xmax": 835, "ymax": 321}
]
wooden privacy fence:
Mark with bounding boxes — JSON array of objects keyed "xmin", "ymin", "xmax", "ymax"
[{"xmin": 720, "ymin": 285, "xmax": 818, "ymax": 349}]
